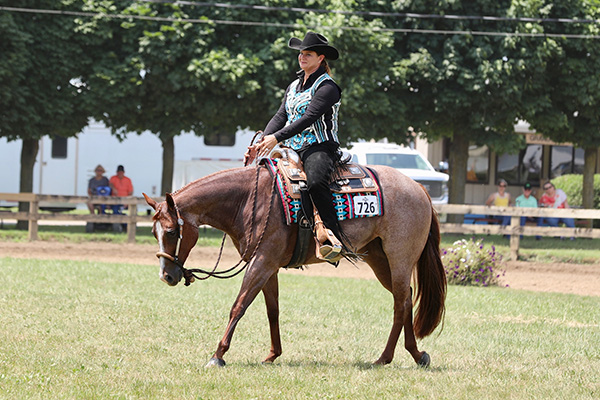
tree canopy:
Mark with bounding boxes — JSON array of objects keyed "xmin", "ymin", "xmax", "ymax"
[
  {"xmin": 388, "ymin": 0, "xmax": 535, "ymax": 208},
  {"xmin": 0, "ymin": 1, "xmax": 92, "ymax": 142},
  {"xmin": 0, "ymin": 0, "xmax": 95, "ymax": 227},
  {"xmin": 520, "ymin": 0, "xmax": 600, "ymax": 210},
  {"xmin": 1, "ymin": 0, "xmax": 598, "ymax": 204}
]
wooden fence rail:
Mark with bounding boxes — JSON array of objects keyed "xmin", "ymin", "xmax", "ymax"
[
  {"xmin": 0, "ymin": 193, "xmax": 158, "ymax": 243},
  {"xmin": 435, "ymin": 204, "xmax": 600, "ymax": 259},
  {"xmin": 1, "ymin": 193, "xmax": 599, "ymax": 259}
]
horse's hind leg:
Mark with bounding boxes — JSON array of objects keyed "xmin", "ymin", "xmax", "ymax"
[
  {"xmin": 361, "ymin": 240, "xmax": 408, "ymax": 365},
  {"xmin": 403, "ymin": 288, "xmax": 430, "ymax": 367},
  {"xmin": 261, "ymin": 272, "xmax": 282, "ymax": 363},
  {"xmin": 361, "ymin": 238, "xmax": 392, "ymax": 291},
  {"xmin": 373, "ymin": 286, "xmax": 410, "ymax": 365},
  {"xmin": 363, "ymin": 239, "xmax": 426, "ymax": 366}
]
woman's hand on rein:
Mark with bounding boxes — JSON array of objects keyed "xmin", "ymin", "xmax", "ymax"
[{"xmin": 256, "ymin": 135, "xmax": 277, "ymax": 158}]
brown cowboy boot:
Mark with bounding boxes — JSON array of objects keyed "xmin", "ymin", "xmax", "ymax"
[{"xmin": 313, "ymin": 209, "xmax": 342, "ymax": 262}]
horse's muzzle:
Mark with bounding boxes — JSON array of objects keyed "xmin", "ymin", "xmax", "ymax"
[{"xmin": 160, "ymin": 262, "xmax": 182, "ymax": 286}]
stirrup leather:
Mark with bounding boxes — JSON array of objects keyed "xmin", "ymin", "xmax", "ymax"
[{"xmin": 313, "ymin": 212, "xmax": 342, "ymax": 262}]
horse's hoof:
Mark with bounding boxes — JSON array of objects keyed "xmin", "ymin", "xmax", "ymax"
[
  {"xmin": 417, "ymin": 352, "xmax": 431, "ymax": 368},
  {"xmin": 205, "ymin": 357, "xmax": 226, "ymax": 368}
]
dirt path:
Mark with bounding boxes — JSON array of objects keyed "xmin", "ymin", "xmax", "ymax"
[{"xmin": 1, "ymin": 241, "xmax": 599, "ymax": 297}]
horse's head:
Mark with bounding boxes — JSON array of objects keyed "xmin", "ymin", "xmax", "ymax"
[{"xmin": 144, "ymin": 193, "xmax": 199, "ymax": 286}]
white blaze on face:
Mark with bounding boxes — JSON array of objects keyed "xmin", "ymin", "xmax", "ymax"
[
  {"xmin": 155, "ymin": 221, "xmax": 166, "ymax": 279},
  {"xmin": 155, "ymin": 220, "xmax": 166, "ymax": 253}
]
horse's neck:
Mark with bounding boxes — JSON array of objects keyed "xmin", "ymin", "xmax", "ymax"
[{"xmin": 174, "ymin": 167, "xmax": 253, "ymax": 235}]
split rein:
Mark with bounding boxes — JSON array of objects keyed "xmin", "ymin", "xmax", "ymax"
[{"xmin": 157, "ymin": 131, "xmax": 276, "ymax": 286}]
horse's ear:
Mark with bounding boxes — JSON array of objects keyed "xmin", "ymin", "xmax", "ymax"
[
  {"xmin": 165, "ymin": 193, "xmax": 176, "ymax": 211},
  {"xmin": 143, "ymin": 193, "xmax": 157, "ymax": 210}
]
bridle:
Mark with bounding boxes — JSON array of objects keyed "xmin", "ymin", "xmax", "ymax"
[
  {"xmin": 155, "ymin": 163, "xmax": 276, "ymax": 286},
  {"xmin": 155, "ymin": 206, "xmax": 186, "ymax": 269}
]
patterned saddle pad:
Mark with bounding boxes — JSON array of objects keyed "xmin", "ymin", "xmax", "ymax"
[{"xmin": 261, "ymin": 156, "xmax": 384, "ymax": 226}]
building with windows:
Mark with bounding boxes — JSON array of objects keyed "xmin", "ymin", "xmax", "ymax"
[{"xmin": 415, "ymin": 121, "xmax": 600, "ymax": 205}]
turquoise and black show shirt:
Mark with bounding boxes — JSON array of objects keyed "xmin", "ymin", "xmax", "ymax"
[{"xmin": 263, "ymin": 66, "xmax": 341, "ymax": 151}]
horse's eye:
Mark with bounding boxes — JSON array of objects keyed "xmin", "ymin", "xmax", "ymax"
[{"xmin": 166, "ymin": 229, "xmax": 178, "ymax": 237}]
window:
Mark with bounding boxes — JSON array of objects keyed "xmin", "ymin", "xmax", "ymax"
[
  {"xmin": 466, "ymin": 145, "xmax": 489, "ymax": 183},
  {"xmin": 550, "ymin": 146, "xmax": 584, "ymax": 178},
  {"xmin": 496, "ymin": 144, "xmax": 542, "ymax": 185},
  {"xmin": 203, "ymin": 132, "xmax": 235, "ymax": 147},
  {"xmin": 51, "ymin": 137, "xmax": 68, "ymax": 159},
  {"xmin": 365, "ymin": 153, "xmax": 432, "ymax": 171}
]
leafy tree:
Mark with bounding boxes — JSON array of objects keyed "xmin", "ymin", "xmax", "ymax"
[
  {"xmin": 81, "ymin": 0, "xmax": 408, "ymax": 193},
  {"xmin": 387, "ymin": 0, "xmax": 537, "ymax": 215},
  {"xmin": 0, "ymin": 1, "xmax": 94, "ymax": 227},
  {"xmin": 80, "ymin": 0, "xmax": 267, "ymax": 194},
  {"xmin": 521, "ymin": 0, "xmax": 600, "ymax": 212}
]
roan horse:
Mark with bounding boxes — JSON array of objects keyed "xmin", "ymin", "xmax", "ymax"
[{"xmin": 143, "ymin": 163, "xmax": 446, "ymax": 368}]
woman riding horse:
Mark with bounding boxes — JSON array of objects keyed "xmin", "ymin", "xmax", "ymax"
[
  {"xmin": 246, "ymin": 31, "xmax": 351, "ymax": 261},
  {"xmin": 144, "ymin": 33, "xmax": 446, "ymax": 369}
]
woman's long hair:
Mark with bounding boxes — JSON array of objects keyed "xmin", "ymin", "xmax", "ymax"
[{"xmin": 321, "ymin": 59, "xmax": 332, "ymax": 75}]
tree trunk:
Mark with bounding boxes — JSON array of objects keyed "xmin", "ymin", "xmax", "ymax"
[
  {"xmin": 160, "ymin": 134, "xmax": 175, "ymax": 195},
  {"xmin": 447, "ymin": 133, "xmax": 469, "ymax": 223},
  {"xmin": 582, "ymin": 147, "xmax": 597, "ymax": 228},
  {"xmin": 17, "ymin": 138, "xmax": 40, "ymax": 230}
]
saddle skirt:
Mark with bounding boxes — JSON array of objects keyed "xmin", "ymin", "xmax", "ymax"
[{"xmin": 261, "ymin": 149, "xmax": 384, "ymax": 226}]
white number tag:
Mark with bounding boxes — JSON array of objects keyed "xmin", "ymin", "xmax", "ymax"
[{"xmin": 353, "ymin": 195, "xmax": 379, "ymax": 216}]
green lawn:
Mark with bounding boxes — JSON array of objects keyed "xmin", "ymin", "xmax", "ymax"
[{"xmin": 1, "ymin": 257, "xmax": 598, "ymax": 399}]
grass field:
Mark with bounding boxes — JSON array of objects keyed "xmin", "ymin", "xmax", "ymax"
[{"xmin": 1, "ymin": 257, "xmax": 598, "ymax": 399}]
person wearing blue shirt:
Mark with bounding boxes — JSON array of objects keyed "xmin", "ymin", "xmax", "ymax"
[
  {"xmin": 515, "ymin": 182, "xmax": 538, "ymax": 227},
  {"xmin": 87, "ymin": 164, "xmax": 110, "ymax": 213}
]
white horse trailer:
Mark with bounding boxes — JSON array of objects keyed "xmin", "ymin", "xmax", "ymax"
[{"xmin": 0, "ymin": 120, "xmax": 254, "ymax": 210}]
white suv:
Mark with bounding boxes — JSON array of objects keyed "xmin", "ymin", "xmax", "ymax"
[{"xmin": 343, "ymin": 142, "xmax": 449, "ymax": 205}]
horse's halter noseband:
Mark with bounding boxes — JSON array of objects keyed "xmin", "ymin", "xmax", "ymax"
[{"xmin": 155, "ymin": 205, "xmax": 186, "ymax": 269}]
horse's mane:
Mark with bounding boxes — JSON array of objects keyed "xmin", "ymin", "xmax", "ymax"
[{"xmin": 171, "ymin": 165, "xmax": 253, "ymax": 196}]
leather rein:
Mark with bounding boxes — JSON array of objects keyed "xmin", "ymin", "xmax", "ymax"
[{"xmin": 155, "ymin": 139, "xmax": 276, "ymax": 286}]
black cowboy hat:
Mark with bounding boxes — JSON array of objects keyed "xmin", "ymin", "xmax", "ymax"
[{"xmin": 288, "ymin": 31, "xmax": 339, "ymax": 60}]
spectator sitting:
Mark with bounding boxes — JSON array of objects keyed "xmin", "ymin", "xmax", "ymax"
[
  {"xmin": 110, "ymin": 165, "xmax": 134, "ymax": 197},
  {"xmin": 87, "ymin": 164, "xmax": 110, "ymax": 214},
  {"xmin": 485, "ymin": 178, "xmax": 512, "ymax": 225},
  {"xmin": 515, "ymin": 182, "xmax": 538, "ymax": 226},
  {"xmin": 109, "ymin": 165, "xmax": 134, "ymax": 214},
  {"xmin": 537, "ymin": 181, "xmax": 575, "ymax": 240}
]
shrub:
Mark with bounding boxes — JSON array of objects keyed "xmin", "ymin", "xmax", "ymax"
[
  {"xmin": 551, "ymin": 174, "xmax": 600, "ymax": 209},
  {"xmin": 441, "ymin": 238, "xmax": 505, "ymax": 287}
]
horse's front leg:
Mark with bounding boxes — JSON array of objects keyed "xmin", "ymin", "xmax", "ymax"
[
  {"xmin": 261, "ymin": 272, "xmax": 282, "ymax": 363},
  {"xmin": 206, "ymin": 258, "xmax": 276, "ymax": 368}
]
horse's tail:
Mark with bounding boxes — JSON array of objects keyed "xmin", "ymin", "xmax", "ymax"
[{"xmin": 413, "ymin": 205, "xmax": 447, "ymax": 339}]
